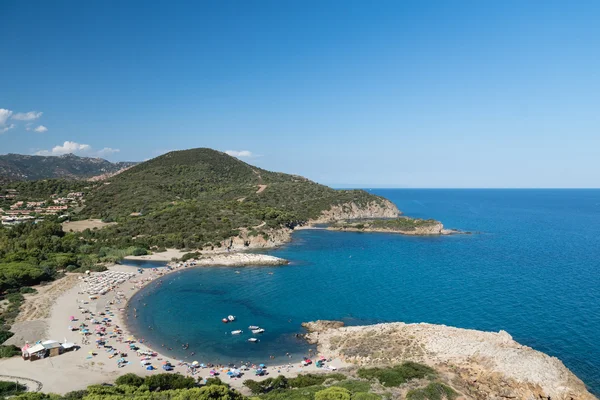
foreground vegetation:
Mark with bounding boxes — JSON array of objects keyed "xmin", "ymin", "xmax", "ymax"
[{"xmin": 5, "ymin": 363, "xmax": 460, "ymax": 400}]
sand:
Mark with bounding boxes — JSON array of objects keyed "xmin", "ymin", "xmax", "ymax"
[
  {"xmin": 0, "ymin": 261, "xmax": 347, "ymax": 395},
  {"xmin": 62, "ymin": 219, "xmax": 117, "ymax": 232}
]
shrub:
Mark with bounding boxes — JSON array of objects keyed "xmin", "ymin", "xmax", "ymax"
[
  {"xmin": 144, "ymin": 373, "xmax": 196, "ymax": 391},
  {"xmin": 406, "ymin": 382, "xmax": 458, "ymax": 400},
  {"xmin": 132, "ymin": 248, "xmax": 148, "ymax": 256},
  {"xmin": 357, "ymin": 362, "xmax": 435, "ymax": 387},
  {"xmin": 19, "ymin": 287, "xmax": 37, "ymax": 294},
  {"xmin": 333, "ymin": 380, "xmax": 371, "ymax": 393},
  {"xmin": 180, "ymin": 252, "xmax": 201, "ymax": 262},
  {"xmin": 315, "ymin": 386, "xmax": 352, "ymax": 400},
  {"xmin": 0, "ymin": 345, "xmax": 21, "ymax": 358},
  {"xmin": 288, "ymin": 373, "xmax": 343, "ymax": 388},
  {"xmin": 115, "ymin": 373, "xmax": 144, "ymax": 387},
  {"xmin": 0, "ymin": 330, "xmax": 14, "ymax": 343},
  {"xmin": 0, "ymin": 381, "xmax": 27, "ymax": 397}
]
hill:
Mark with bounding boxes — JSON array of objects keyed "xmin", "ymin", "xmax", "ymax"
[
  {"xmin": 0, "ymin": 153, "xmax": 137, "ymax": 181},
  {"xmin": 79, "ymin": 148, "xmax": 399, "ymax": 249}
]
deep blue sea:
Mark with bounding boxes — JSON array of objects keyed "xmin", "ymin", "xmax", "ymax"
[{"xmin": 126, "ymin": 189, "xmax": 600, "ymax": 394}]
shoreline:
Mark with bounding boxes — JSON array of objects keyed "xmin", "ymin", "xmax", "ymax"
[{"xmin": 0, "ymin": 253, "xmax": 347, "ymax": 395}]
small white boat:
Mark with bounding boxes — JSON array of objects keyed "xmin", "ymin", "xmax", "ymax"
[
  {"xmin": 248, "ymin": 325, "xmax": 259, "ymax": 330},
  {"xmin": 248, "ymin": 338, "xmax": 259, "ymax": 342},
  {"xmin": 228, "ymin": 315, "xmax": 236, "ymax": 322},
  {"xmin": 251, "ymin": 328, "xmax": 265, "ymax": 334},
  {"xmin": 231, "ymin": 330, "xmax": 243, "ymax": 335}
]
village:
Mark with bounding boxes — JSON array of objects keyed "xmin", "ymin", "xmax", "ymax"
[{"xmin": 0, "ymin": 189, "xmax": 85, "ymax": 225}]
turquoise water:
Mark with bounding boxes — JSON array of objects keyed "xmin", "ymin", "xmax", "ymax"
[{"xmin": 126, "ymin": 189, "xmax": 600, "ymax": 394}]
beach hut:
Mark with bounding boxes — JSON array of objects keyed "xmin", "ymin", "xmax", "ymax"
[
  {"xmin": 24, "ymin": 343, "xmax": 46, "ymax": 361},
  {"xmin": 42, "ymin": 340, "xmax": 63, "ymax": 357}
]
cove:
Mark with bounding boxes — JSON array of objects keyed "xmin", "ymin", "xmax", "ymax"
[{"xmin": 125, "ymin": 189, "xmax": 600, "ymax": 394}]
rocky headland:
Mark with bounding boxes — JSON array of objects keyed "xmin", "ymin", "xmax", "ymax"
[{"xmin": 302, "ymin": 321, "xmax": 596, "ymax": 400}]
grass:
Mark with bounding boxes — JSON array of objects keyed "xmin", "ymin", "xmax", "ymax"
[{"xmin": 357, "ymin": 362, "xmax": 436, "ymax": 387}]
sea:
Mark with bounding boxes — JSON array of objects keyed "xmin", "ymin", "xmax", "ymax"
[{"xmin": 124, "ymin": 189, "xmax": 600, "ymax": 394}]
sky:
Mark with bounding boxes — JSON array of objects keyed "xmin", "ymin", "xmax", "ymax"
[{"xmin": 1, "ymin": 1, "xmax": 599, "ymax": 188}]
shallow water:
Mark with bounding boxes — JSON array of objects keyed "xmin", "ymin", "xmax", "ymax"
[{"xmin": 126, "ymin": 189, "xmax": 600, "ymax": 394}]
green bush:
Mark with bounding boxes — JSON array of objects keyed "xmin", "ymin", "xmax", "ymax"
[
  {"xmin": 0, "ymin": 380, "xmax": 27, "ymax": 397},
  {"xmin": 19, "ymin": 287, "xmax": 37, "ymax": 294},
  {"xmin": 132, "ymin": 248, "xmax": 148, "ymax": 256},
  {"xmin": 0, "ymin": 345, "xmax": 21, "ymax": 358},
  {"xmin": 144, "ymin": 373, "xmax": 196, "ymax": 391},
  {"xmin": 333, "ymin": 380, "xmax": 371, "ymax": 393},
  {"xmin": 288, "ymin": 373, "xmax": 344, "ymax": 388},
  {"xmin": 0, "ymin": 330, "xmax": 14, "ymax": 343},
  {"xmin": 115, "ymin": 373, "xmax": 145, "ymax": 387},
  {"xmin": 357, "ymin": 362, "xmax": 435, "ymax": 387},
  {"xmin": 315, "ymin": 386, "xmax": 352, "ymax": 400},
  {"xmin": 406, "ymin": 382, "xmax": 458, "ymax": 400}
]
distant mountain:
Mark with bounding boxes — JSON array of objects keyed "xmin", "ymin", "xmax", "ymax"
[{"xmin": 0, "ymin": 153, "xmax": 138, "ymax": 181}]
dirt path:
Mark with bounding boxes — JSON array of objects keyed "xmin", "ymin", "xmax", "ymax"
[{"xmin": 256, "ymin": 184, "xmax": 267, "ymax": 193}]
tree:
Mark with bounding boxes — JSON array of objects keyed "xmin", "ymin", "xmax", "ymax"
[{"xmin": 115, "ymin": 373, "xmax": 144, "ymax": 387}]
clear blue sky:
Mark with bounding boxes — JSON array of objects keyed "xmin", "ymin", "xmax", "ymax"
[{"xmin": 1, "ymin": 1, "xmax": 599, "ymax": 188}]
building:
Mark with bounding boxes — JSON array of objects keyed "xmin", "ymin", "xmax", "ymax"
[
  {"xmin": 67, "ymin": 192, "xmax": 84, "ymax": 198},
  {"xmin": 47, "ymin": 205, "xmax": 68, "ymax": 211}
]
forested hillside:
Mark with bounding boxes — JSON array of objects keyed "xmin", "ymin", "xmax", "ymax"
[{"xmin": 79, "ymin": 148, "xmax": 395, "ymax": 249}]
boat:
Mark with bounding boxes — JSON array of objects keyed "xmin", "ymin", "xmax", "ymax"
[
  {"xmin": 251, "ymin": 328, "xmax": 265, "ymax": 334},
  {"xmin": 231, "ymin": 330, "xmax": 242, "ymax": 335},
  {"xmin": 248, "ymin": 325, "xmax": 259, "ymax": 330},
  {"xmin": 227, "ymin": 315, "xmax": 236, "ymax": 322},
  {"xmin": 222, "ymin": 318, "xmax": 229, "ymax": 323},
  {"xmin": 248, "ymin": 338, "xmax": 259, "ymax": 342}
]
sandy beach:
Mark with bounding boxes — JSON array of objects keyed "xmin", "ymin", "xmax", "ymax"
[{"xmin": 0, "ymin": 255, "xmax": 347, "ymax": 395}]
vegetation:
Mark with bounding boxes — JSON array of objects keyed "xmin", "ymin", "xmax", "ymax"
[
  {"xmin": 357, "ymin": 362, "xmax": 436, "ymax": 387},
  {"xmin": 76, "ymin": 149, "xmax": 391, "ymax": 249},
  {"xmin": 5, "ymin": 364, "xmax": 459, "ymax": 400},
  {"xmin": 0, "ymin": 380, "xmax": 27, "ymax": 398},
  {"xmin": 405, "ymin": 382, "xmax": 457, "ymax": 400}
]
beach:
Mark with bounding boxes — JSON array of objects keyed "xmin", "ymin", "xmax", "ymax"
[{"xmin": 0, "ymin": 255, "xmax": 347, "ymax": 395}]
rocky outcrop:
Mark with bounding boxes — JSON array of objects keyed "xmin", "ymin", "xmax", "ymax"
[
  {"xmin": 181, "ymin": 253, "xmax": 288, "ymax": 267},
  {"xmin": 304, "ymin": 321, "xmax": 596, "ymax": 400},
  {"xmin": 301, "ymin": 320, "xmax": 345, "ymax": 333},
  {"xmin": 310, "ymin": 200, "xmax": 401, "ymax": 224},
  {"xmin": 329, "ymin": 221, "xmax": 454, "ymax": 236},
  {"xmin": 217, "ymin": 227, "xmax": 293, "ymax": 251}
]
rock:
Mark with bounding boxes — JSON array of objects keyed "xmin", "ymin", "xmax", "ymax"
[{"xmin": 301, "ymin": 320, "xmax": 345, "ymax": 333}]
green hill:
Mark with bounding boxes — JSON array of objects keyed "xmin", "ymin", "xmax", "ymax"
[{"xmin": 80, "ymin": 148, "xmax": 396, "ymax": 249}]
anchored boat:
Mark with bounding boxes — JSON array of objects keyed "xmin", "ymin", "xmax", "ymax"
[
  {"xmin": 251, "ymin": 328, "xmax": 265, "ymax": 334},
  {"xmin": 231, "ymin": 330, "xmax": 242, "ymax": 335}
]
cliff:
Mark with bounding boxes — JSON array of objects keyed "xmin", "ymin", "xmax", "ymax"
[
  {"xmin": 304, "ymin": 321, "xmax": 596, "ymax": 400},
  {"xmin": 309, "ymin": 199, "xmax": 401, "ymax": 223}
]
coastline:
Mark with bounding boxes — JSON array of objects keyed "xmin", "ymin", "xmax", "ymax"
[{"xmin": 0, "ymin": 254, "xmax": 346, "ymax": 395}]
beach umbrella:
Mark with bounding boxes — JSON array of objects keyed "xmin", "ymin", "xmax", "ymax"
[
  {"xmin": 70, "ymin": 316, "xmax": 75, "ymax": 321},
  {"xmin": 226, "ymin": 371, "xmax": 233, "ymax": 376},
  {"xmin": 200, "ymin": 363, "xmax": 206, "ymax": 368},
  {"xmin": 259, "ymin": 363, "xmax": 266, "ymax": 368}
]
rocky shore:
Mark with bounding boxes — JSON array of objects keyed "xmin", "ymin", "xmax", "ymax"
[
  {"xmin": 302, "ymin": 321, "xmax": 596, "ymax": 400},
  {"xmin": 188, "ymin": 252, "xmax": 288, "ymax": 267}
]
